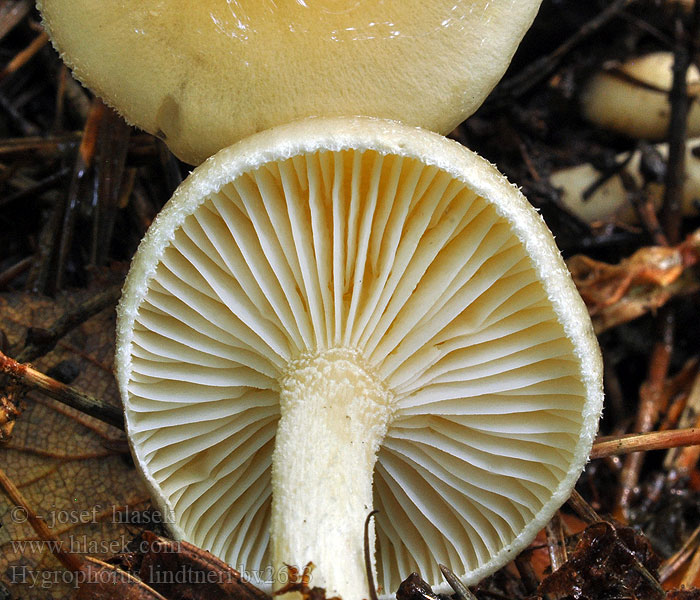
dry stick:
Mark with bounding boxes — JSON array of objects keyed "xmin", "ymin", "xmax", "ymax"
[
  {"xmin": 625, "ymin": 171, "xmax": 669, "ymax": 247},
  {"xmin": 662, "ymin": 13, "xmax": 694, "ymax": 246},
  {"xmin": 0, "ymin": 166, "xmax": 70, "ymax": 210},
  {"xmin": 618, "ymin": 9, "xmax": 674, "ymax": 47},
  {"xmin": 62, "ymin": 68, "xmax": 91, "ymax": 121},
  {"xmin": 514, "ymin": 554, "xmax": 540, "ymax": 595},
  {"xmin": 55, "ymin": 99, "xmax": 106, "ymax": 291},
  {"xmin": 79, "ymin": 556, "xmax": 168, "ymax": 600},
  {"xmin": 658, "ymin": 524, "xmax": 700, "ymax": 583},
  {"xmin": 591, "ymin": 428, "xmax": 700, "ymax": 459},
  {"xmin": 584, "ymin": 151, "xmax": 635, "ymax": 205},
  {"xmin": 16, "ymin": 283, "xmax": 122, "ymax": 363},
  {"xmin": 0, "ymin": 349, "xmax": 124, "ymax": 430},
  {"xmin": 490, "ymin": 0, "xmax": 634, "ymax": 102},
  {"xmin": 0, "ymin": 89, "xmax": 40, "ymax": 135},
  {"xmin": 681, "ymin": 541, "xmax": 700, "ymax": 588},
  {"xmin": 664, "ymin": 395, "xmax": 693, "ymax": 433},
  {"xmin": 0, "ymin": 133, "xmax": 82, "ymax": 157},
  {"xmin": 544, "ymin": 512, "xmax": 567, "ymax": 572},
  {"xmin": 0, "ymin": 466, "xmax": 83, "ymax": 573},
  {"xmin": 0, "ymin": 255, "xmax": 32, "ymax": 289},
  {"xmin": 659, "ymin": 358, "xmax": 699, "ymax": 432},
  {"xmin": 674, "ymin": 414, "xmax": 700, "ymax": 470},
  {"xmin": 667, "ymin": 313, "xmax": 700, "ymax": 472},
  {"xmin": 53, "ymin": 61, "xmax": 68, "ymax": 131},
  {"xmin": 30, "ymin": 190, "xmax": 64, "ymax": 293},
  {"xmin": 617, "ymin": 311, "xmax": 674, "ymax": 514},
  {"xmin": 566, "ymin": 490, "xmax": 601, "ymax": 524},
  {"xmin": 633, "ymin": 559, "xmax": 667, "ymax": 598},
  {"xmin": 91, "ymin": 109, "xmax": 131, "ymax": 267},
  {"xmin": 0, "ymin": 30, "xmax": 49, "ymax": 84},
  {"xmin": 439, "ymin": 564, "xmax": 478, "ymax": 600}
]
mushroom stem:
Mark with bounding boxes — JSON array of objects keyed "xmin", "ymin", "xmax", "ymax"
[{"xmin": 271, "ymin": 348, "xmax": 393, "ymax": 600}]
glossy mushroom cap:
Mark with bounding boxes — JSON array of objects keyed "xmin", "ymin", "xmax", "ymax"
[
  {"xmin": 115, "ymin": 117, "xmax": 603, "ymax": 600},
  {"xmin": 38, "ymin": 0, "xmax": 542, "ymax": 165}
]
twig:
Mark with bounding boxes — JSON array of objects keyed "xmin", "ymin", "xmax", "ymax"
[
  {"xmin": 16, "ymin": 283, "xmax": 122, "ymax": 363},
  {"xmin": 682, "ymin": 540, "xmax": 700, "ymax": 588},
  {"xmin": 659, "ymin": 524, "xmax": 700, "ymax": 582},
  {"xmin": 673, "ymin": 414, "xmax": 700, "ymax": 471},
  {"xmin": 0, "ymin": 133, "xmax": 81, "ymax": 156},
  {"xmin": 626, "ymin": 176, "xmax": 669, "ymax": 247},
  {"xmin": 0, "ymin": 255, "xmax": 32, "ymax": 289},
  {"xmin": 61, "ymin": 66, "xmax": 91, "ymax": 121},
  {"xmin": 617, "ymin": 311, "xmax": 674, "ymax": 514},
  {"xmin": 661, "ymin": 14, "xmax": 695, "ymax": 245},
  {"xmin": 0, "ymin": 166, "xmax": 70, "ymax": 210},
  {"xmin": 583, "ymin": 150, "xmax": 635, "ymax": 203},
  {"xmin": 90, "ymin": 108, "xmax": 131, "ymax": 266},
  {"xmin": 78, "ymin": 556, "xmax": 168, "ymax": 600},
  {"xmin": 514, "ymin": 553, "xmax": 540, "ymax": 595},
  {"xmin": 0, "ymin": 466, "xmax": 83, "ymax": 572},
  {"xmin": 545, "ymin": 512, "xmax": 567, "ymax": 572},
  {"xmin": 659, "ymin": 358, "xmax": 699, "ymax": 431},
  {"xmin": 439, "ymin": 564, "xmax": 477, "ymax": 600},
  {"xmin": 567, "ymin": 490, "xmax": 601, "ymax": 524},
  {"xmin": 28, "ymin": 188, "xmax": 63, "ymax": 292},
  {"xmin": 591, "ymin": 428, "xmax": 700, "ymax": 459},
  {"xmin": 55, "ymin": 99, "xmax": 106, "ymax": 290},
  {"xmin": 0, "ymin": 348, "xmax": 124, "ymax": 430},
  {"xmin": 490, "ymin": 0, "xmax": 634, "ymax": 102},
  {"xmin": 0, "ymin": 88, "xmax": 40, "ymax": 135},
  {"xmin": 0, "ymin": 30, "xmax": 49, "ymax": 84}
]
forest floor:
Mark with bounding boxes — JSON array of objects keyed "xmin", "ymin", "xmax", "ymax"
[{"xmin": 1, "ymin": 1, "xmax": 700, "ymax": 599}]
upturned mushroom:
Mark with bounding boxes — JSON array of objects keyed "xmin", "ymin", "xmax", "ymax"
[
  {"xmin": 115, "ymin": 117, "xmax": 603, "ymax": 600},
  {"xmin": 37, "ymin": 0, "xmax": 542, "ymax": 165}
]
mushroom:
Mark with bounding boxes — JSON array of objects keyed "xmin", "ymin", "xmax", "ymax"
[
  {"xmin": 115, "ymin": 116, "xmax": 603, "ymax": 600},
  {"xmin": 581, "ymin": 52, "xmax": 700, "ymax": 140},
  {"xmin": 37, "ymin": 0, "xmax": 543, "ymax": 165},
  {"xmin": 550, "ymin": 138, "xmax": 700, "ymax": 224}
]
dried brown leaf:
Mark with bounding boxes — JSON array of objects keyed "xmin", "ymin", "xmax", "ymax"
[
  {"xmin": 539, "ymin": 521, "xmax": 663, "ymax": 600},
  {"xmin": 396, "ymin": 573, "xmax": 442, "ymax": 600},
  {"xmin": 567, "ymin": 230, "xmax": 700, "ymax": 333},
  {"xmin": 76, "ymin": 556, "xmax": 168, "ymax": 600},
  {"xmin": 74, "ymin": 531, "xmax": 272, "ymax": 600},
  {"xmin": 0, "ymin": 290, "xmax": 149, "ymax": 600}
]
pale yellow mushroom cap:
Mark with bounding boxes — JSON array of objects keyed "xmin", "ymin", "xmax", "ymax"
[
  {"xmin": 37, "ymin": 0, "xmax": 542, "ymax": 165},
  {"xmin": 581, "ymin": 52, "xmax": 700, "ymax": 140}
]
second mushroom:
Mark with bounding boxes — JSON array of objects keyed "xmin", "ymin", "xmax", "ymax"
[{"xmin": 115, "ymin": 117, "xmax": 603, "ymax": 600}]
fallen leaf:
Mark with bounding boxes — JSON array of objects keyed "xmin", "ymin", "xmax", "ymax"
[
  {"xmin": 539, "ymin": 521, "xmax": 663, "ymax": 600},
  {"xmin": 567, "ymin": 230, "xmax": 700, "ymax": 333},
  {"xmin": 0, "ymin": 290, "xmax": 149, "ymax": 600},
  {"xmin": 395, "ymin": 573, "xmax": 442, "ymax": 600}
]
